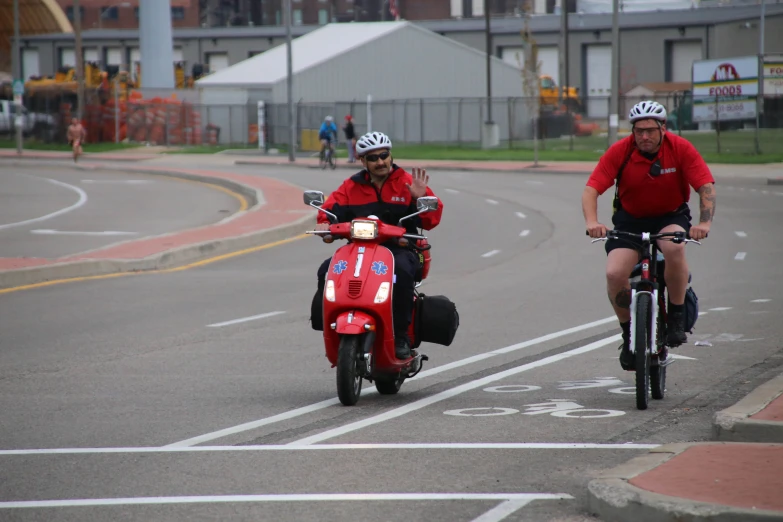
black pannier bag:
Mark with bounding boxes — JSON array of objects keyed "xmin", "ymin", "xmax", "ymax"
[{"xmin": 415, "ymin": 293, "xmax": 459, "ymax": 347}]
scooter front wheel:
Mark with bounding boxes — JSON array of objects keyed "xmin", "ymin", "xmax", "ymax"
[{"xmin": 336, "ymin": 334, "xmax": 363, "ymax": 406}]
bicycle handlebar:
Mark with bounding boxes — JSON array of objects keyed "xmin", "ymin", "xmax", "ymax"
[{"xmin": 586, "ymin": 229, "xmax": 703, "ymax": 245}]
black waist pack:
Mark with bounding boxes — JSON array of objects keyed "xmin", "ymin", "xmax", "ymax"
[{"xmin": 415, "ymin": 294, "xmax": 459, "ymax": 347}]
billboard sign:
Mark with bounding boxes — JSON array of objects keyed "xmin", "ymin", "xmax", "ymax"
[
  {"xmin": 692, "ymin": 56, "xmax": 758, "ymax": 122},
  {"xmin": 763, "ymin": 55, "xmax": 783, "ymax": 96}
]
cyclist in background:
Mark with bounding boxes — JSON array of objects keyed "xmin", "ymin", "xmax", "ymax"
[
  {"xmin": 582, "ymin": 100, "xmax": 716, "ymax": 371},
  {"xmin": 319, "ymin": 115, "xmax": 338, "ymax": 160}
]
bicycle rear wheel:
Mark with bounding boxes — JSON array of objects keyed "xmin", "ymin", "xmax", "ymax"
[
  {"xmin": 634, "ymin": 293, "xmax": 652, "ymax": 410},
  {"xmin": 329, "ymin": 147, "xmax": 337, "ymax": 170}
]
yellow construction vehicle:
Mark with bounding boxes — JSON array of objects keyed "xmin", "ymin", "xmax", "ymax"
[{"xmin": 539, "ymin": 75, "xmax": 582, "ymax": 112}]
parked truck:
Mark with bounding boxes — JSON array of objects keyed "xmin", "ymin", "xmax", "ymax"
[
  {"xmin": 0, "ymin": 99, "xmax": 57, "ymax": 140},
  {"xmin": 539, "ymin": 75, "xmax": 583, "ymax": 113}
]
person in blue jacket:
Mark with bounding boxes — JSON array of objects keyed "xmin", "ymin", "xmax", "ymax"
[{"xmin": 319, "ymin": 115, "xmax": 338, "ymax": 159}]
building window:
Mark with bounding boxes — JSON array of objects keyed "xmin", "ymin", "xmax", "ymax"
[
  {"xmin": 293, "ymin": 9, "xmax": 303, "ymax": 25},
  {"xmin": 134, "ymin": 7, "xmax": 139, "ymax": 18},
  {"xmin": 171, "ymin": 7, "xmax": 185, "ymax": 20},
  {"xmin": 318, "ymin": 9, "xmax": 329, "ymax": 24},
  {"xmin": 275, "ymin": 10, "xmax": 281, "ymax": 25},
  {"xmin": 100, "ymin": 6, "xmax": 119, "ymax": 21},
  {"xmin": 65, "ymin": 6, "xmax": 84, "ymax": 21}
]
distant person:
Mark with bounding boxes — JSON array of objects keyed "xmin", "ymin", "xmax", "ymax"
[
  {"xmin": 318, "ymin": 115, "xmax": 338, "ymax": 160},
  {"xmin": 66, "ymin": 117, "xmax": 87, "ymax": 163},
  {"xmin": 343, "ymin": 115, "xmax": 356, "ymax": 163}
]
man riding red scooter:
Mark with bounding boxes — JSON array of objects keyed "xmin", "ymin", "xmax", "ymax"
[{"xmin": 307, "ymin": 131, "xmax": 455, "ymax": 405}]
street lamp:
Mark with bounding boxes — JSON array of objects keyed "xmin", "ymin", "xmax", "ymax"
[{"xmin": 98, "ymin": 2, "xmax": 131, "ymax": 28}]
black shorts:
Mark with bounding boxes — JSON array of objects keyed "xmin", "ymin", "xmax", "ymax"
[{"xmin": 606, "ymin": 204, "xmax": 692, "ymax": 255}]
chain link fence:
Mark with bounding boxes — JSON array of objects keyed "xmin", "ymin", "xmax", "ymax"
[{"xmin": 10, "ymin": 91, "xmax": 783, "ymax": 155}]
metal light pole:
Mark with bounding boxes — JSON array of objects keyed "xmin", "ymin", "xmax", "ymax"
[
  {"xmin": 13, "ymin": 0, "xmax": 22, "ymax": 154},
  {"xmin": 74, "ymin": 0, "xmax": 85, "ymax": 121},
  {"xmin": 558, "ymin": 0, "xmax": 566, "ymax": 106},
  {"xmin": 755, "ymin": 0, "xmax": 765, "ymax": 154},
  {"xmin": 286, "ymin": 0, "xmax": 295, "ymax": 162},
  {"xmin": 608, "ymin": 0, "xmax": 619, "ymax": 145},
  {"xmin": 484, "ymin": 0, "xmax": 492, "ymax": 124}
]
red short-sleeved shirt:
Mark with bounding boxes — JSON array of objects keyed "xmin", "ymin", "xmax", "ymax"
[{"xmin": 586, "ymin": 133, "xmax": 715, "ymax": 218}]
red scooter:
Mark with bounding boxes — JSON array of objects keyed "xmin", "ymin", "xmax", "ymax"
[{"xmin": 305, "ymin": 190, "xmax": 445, "ymax": 406}]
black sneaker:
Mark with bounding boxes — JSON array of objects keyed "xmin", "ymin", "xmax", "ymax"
[
  {"xmin": 395, "ymin": 335, "xmax": 412, "ymax": 360},
  {"xmin": 618, "ymin": 331, "xmax": 634, "ymax": 371},
  {"xmin": 666, "ymin": 311, "xmax": 687, "ymax": 347}
]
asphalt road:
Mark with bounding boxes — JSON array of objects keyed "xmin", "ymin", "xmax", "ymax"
[
  {"xmin": 1, "ymin": 161, "xmax": 782, "ymax": 521},
  {"xmin": 0, "ymin": 167, "xmax": 241, "ymax": 259}
]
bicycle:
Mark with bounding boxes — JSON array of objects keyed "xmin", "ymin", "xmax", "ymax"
[
  {"xmin": 319, "ymin": 138, "xmax": 337, "ymax": 170},
  {"xmin": 590, "ymin": 230, "xmax": 701, "ymax": 410}
]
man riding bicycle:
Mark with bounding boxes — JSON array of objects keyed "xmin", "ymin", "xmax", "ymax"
[
  {"xmin": 319, "ymin": 115, "xmax": 338, "ymax": 160},
  {"xmin": 582, "ymin": 100, "xmax": 716, "ymax": 371}
]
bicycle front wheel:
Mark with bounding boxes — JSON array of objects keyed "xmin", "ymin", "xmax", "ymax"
[{"xmin": 634, "ymin": 293, "xmax": 652, "ymax": 410}]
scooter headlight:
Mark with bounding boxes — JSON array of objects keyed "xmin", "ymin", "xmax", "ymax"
[
  {"xmin": 325, "ymin": 280, "xmax": 336, "ymax": 302},
  {"xmin": 374, "ymin": 282, "xmax": 391, "ymax": 303},
  {"xmin": 350, "ymin": 220, "xmax": 378, "ymax": 240}
]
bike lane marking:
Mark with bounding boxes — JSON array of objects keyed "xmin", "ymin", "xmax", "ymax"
[
  {"xmin": 288, "ymin": 334, "xmax": 621, "ymax": 445},
  {"xmin": 206, "ymin": 311, "xmax": 286, "ymax": 328},
  {"xmin": 166, "ymin": 316, "xmax": 617, "ymax": 447}
]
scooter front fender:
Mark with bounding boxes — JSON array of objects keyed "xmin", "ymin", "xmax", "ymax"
[{"xmin": 335, "ymin": 310, "xmax": 375, "ymax": 335}]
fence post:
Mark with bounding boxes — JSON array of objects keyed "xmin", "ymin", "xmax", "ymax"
[
  {"xmin": 507, "ymin": 97, "xmax": 513, "ymax": 148},
  {"xmin": 419, "ymin": 98, "xmax": 424, "ymax": 144},
  {"xmin": 457, "ymin": 98, "xmax": 463, "ymax": 145},
  {"xmin": 714, "ymin": 95, "xmax": 721, "ymax": 154},
  {"xmin": 367, "ymin": 94, "xmax": 373, "ymax": 133},
  {"xmin": 403, "ymin": 99, "xmax": 408, "ymax": 143}
]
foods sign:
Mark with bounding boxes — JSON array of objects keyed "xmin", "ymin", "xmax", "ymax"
[
  {"xmin": 692, "ymin": 56, "xmax": 758, "ymax": 122},
  {"xmin": 763, "ymin": 55, "xmax": 783, "ymax": 96}
]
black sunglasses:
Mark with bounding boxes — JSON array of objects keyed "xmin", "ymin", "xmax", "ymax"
[
  {"xmin": 649, "ymin": 159, "xmax": 662, "ymax": 178},
  {"xmin": 365, "ymin": 151, "xmax": 390, "ymax": 162}
]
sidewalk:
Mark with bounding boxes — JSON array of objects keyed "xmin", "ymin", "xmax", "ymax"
[
  {"xmin": 231, "ymin": 153, "xmax": 783, "ymax": 182},
  {"xmin": 0, "ymin": 158, "xmax": 315, "ymax": 290},
  {"xmin": 588, "ymin": 373, "xmax": 783, "ymax": 521}
]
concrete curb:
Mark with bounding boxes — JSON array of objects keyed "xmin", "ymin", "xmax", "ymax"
[
  {"xmin": 713, "ymin": 373, "xmax": 783, "ymax": 442},
  {"xmin": 587, "ymin": 443, "xmax": 783, "ymax": 522},
  {"xmin": 0, "ymin": 160, "xmax": 314, "ymax": 289}
]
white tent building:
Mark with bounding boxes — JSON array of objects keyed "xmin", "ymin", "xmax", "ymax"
[{"xmin": 196, "ymin": 21, "xmax": 533, "ymax": 145}]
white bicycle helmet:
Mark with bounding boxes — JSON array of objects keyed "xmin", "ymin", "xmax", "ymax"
[
  {"xmin": 325, "ymin": 115, "xmax": 333, "ymax": 122},
  {"xmin": 356, "ymin": 131, "xmax": 392, "ymax": 156},
  {"xmin": 629, "ymin": 100, "xmax": 667, "ymax": 124}
]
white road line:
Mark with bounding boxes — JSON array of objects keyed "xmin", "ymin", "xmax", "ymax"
[
  {"xmin": 0, "ymin": 443, "xmax": 658, "ymax": 456},
  {"xmin": 486, "ymin": 199, "xmax": 499, "ymax": 205},
  {"xmin": 471, "ymin": 499, "xmax": 532, "ymax": 522},
  {"xmin": 30, "ymin": 229, "xmax": 138, "ymax": 236},
  {"xmin": 445, "ymin": 188, "xmax": 459, "ymax": 194},
  {"xmin": 166, "ymin": 315, "xmax": 617, "ymax": 447},
  {"xmin": 751, "ymin": 299, "xmax": 771, "ymax": 303},
  {"xmin": 0, "ymin": 177, "xmax": 87, "ymax": 230},
  {"xmin": 207, "ymin": 311, "xmax": 286, "ymax": 328},
  {"xmin": 0, "ymin": 493, "xmax": 573, "ymax": 510},
  {"xmin": 762, "ymin": 190, "xmax": 769, "ymax": 194},
  {"xmin": 519, "ymin": 230, "xmax": 530, "ymax": 237},
  {"xmin": 708, "ymin": 307, "xmax": 732, "ymax": 311},
  {"xmin": 81, "ymin": 179, "xmax": 153, "ymax": 184},
  {"xmin": 735, "ymin": 231, "xmax": 747, "ymax": 237},
  {"xmin": 735, "ymin": 252, "xmax": 747, "ymax": 260},
  {"xmin": 515, "ymin": 212, "xmax": 527, "ymax": 219},
  {"xmin": 289, "ymin": 335, "xmax": 621, "ymax": 445},
  {"xmin": 482, "ymin": 250, "xmax": 501, "ymax": 258}
]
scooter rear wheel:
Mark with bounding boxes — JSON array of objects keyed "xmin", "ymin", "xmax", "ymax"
[{"xmin": 336, "ymin": 335, "xmax": 362, "ymax": 406}]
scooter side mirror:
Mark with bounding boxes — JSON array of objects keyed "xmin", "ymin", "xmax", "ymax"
[
  {"xmin": 304, "ymin": 190, "xmax": 325, "ymax": 207},
  {"xmin": 416, "ymin": 196, "xmax": 438, "ymax": 212}
]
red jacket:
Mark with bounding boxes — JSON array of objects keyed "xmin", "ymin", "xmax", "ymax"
[
  {"xmin": 317, "ymin": 165, "xmax": 443, "ymax": 233},
  {"xmin": 586, "ymin": 133, "xmax": 714, "ymax": 218}
]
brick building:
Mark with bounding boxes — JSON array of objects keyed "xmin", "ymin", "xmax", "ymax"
[{"xmin": 54, "ymin": 0, "xmax": 200, "ymax": 29}]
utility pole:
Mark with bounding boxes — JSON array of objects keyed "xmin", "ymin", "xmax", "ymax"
[
  {"xmin": 608, "ymin": 0, "xmax": 619, "ymax": 145},
  {"xmin": 558, "ymin": 0, "xmax": 566, "ymax": 106},
  {"xmin": 13, "ymin": 0, "xmax": 22, "ymax": 154},
  {"xmin": 74, "ymin": 0, "xmax": 85, "ymax": 121},
  {"xmin": 286, "ymin": 0, "xmax": 295, "ymax": 162},
  {"xmin": 484, "ymin": 0, "xmax": 492, "ymax": 124}
]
